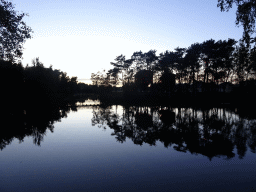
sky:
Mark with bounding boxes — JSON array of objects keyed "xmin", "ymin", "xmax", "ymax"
[{"xmin": 13, "ymin": 0, "xmax": 243, "ymax": 84}]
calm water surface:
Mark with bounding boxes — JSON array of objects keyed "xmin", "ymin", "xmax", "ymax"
[{"xmin": 1, "ymin": 104, "xmax": 256, "ymax": 192}]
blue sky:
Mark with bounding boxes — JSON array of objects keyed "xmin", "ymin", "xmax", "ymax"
[{"xmin": 13, "ymin": 0, "xmax": 243, "ymax": 83}]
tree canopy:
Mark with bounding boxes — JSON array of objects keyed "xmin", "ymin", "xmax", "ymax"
[
  {"xmin": 0, "ymin": 0, "xmax": 32, "ymax": 61},
  {"xmin": 93, "ymin": 37, "xmax": 256, "ymax": 89},
  {"xmin": 217, "ymin": 0, "xmax": 256, "ymax": 46}
]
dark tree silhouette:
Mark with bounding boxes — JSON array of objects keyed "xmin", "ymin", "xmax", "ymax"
[
  {"xmin": 0, "ymin": 0, "xmax": 32, "ymax": 61},
  {"xmin": 184, "ymin": 43, "xmax": 202, "ymax": 85},
  {"xmin": 218, "ymin": 0, "xmax": 256, "ymax": 47},
  {"xmin": 159, "ymin": 72, "xmax": 175, "ymax": 95},
  {"xmin": 91, "ymin": 37, "xmax": 256, "ymax": 106},
  {"xmin": 135, "ymin": 70, "xmax": 153, "ymax": 92}
]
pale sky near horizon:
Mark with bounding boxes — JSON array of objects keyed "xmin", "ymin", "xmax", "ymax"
[{"xmin": 13, "ymin": 0, "xmax": 243, "ymax": 83}]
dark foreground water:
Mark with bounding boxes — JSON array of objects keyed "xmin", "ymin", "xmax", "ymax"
[{"xmin": 1, "ymin": 103, "xmax": 256, "ymax": 192}]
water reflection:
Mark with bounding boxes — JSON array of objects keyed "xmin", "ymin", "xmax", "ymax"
[
  {"xmin": 76, "ymin": 99, "xmax": 101, "ymax": 106},
  {"xmin": 0, "ymin": 95, "xmax": 102, "ymax": 150},
  {"xmin": 91, "ymin": 106, "xmax": 256, "ymax": 160},
  {"xmin": 0, "ymin": 104, "xmax": 78, "ymax": 150},
  {"xmin": 75, "ymin": 94, "xmax": 100, "ymax": 106},
  {"xmin": 2, "ymin": 101, "xmax": 256, "ymax": 161}
]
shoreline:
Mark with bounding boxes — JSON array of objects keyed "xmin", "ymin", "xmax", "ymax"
[{"xmin": 96, "ymin": 92, "xmax": 255, "ymax": 107}]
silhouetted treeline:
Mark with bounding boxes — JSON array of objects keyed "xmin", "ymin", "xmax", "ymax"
[
  {"xmin": 91, "ymin": 38, "xmax": 256, "ymax": 105},
  {"xmin": 91, "ymin": 105, "xmax": 256, "ymax": 160},
  {"xmin": 0, "ymin": 56, "xmax": 91, "ymax": 142},
  {"xmin": 0, "ymin": 58, "xmax": 97, "ymax": 110}
]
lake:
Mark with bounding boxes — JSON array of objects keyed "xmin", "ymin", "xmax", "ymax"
[{"xmin": 1, "ymin": 103, "xmax": 256, "ymax": 192}]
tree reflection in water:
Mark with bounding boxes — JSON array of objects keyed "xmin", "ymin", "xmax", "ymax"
[
  {"xmin": 0, "ymin": 103, "xmax": 78, "ymax": 150},
  {"xmin": 91, "ymin": 106, "xmax": 256, "ymax": 160}
]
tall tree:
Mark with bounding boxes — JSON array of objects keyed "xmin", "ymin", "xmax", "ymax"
[
  {"xmin": 0, "ymin": 0, "xmax": 32, "ymax": 61},
  {"xmin": 144, "ymin": 49, "xmax": 158, "ymax": 71},
  {"xmin": 250, "ymin": 44, "xmax": 256, "ymax": 77},
  {"xmin": 233, "ymin": 40, "xmax": 251, "ymax": 82},
  {"xmin": 131, "ymin": 51, "xmax": 144, "ymax": 71},
  {"xmin": 214, "ymin": 39, "xmax": 237, "ymax": 83},
  {"xmin": 174, "ymin": 47, "xmax": 187, "ymax": 83},
  {"xmin": 157, "ymin": 50, "xmax": 177, "ymax": 73},
  {"xmin": 217, "ymin": 0, "xmax": 256, "ymax": 47},
  {"xmin": 200, "ymin": 39, "xmax": 217, "ymax": 83},
  {"xmin": 123, "ymin": 58, "xmax": 134, "ymax": 85},
  {"xmin": 184, "ymin": 43, "xmax": 202, "ymax": 84},
  {"xmin": 109, "ymin": 54, "xmax": 125, "ymax": 86}
]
